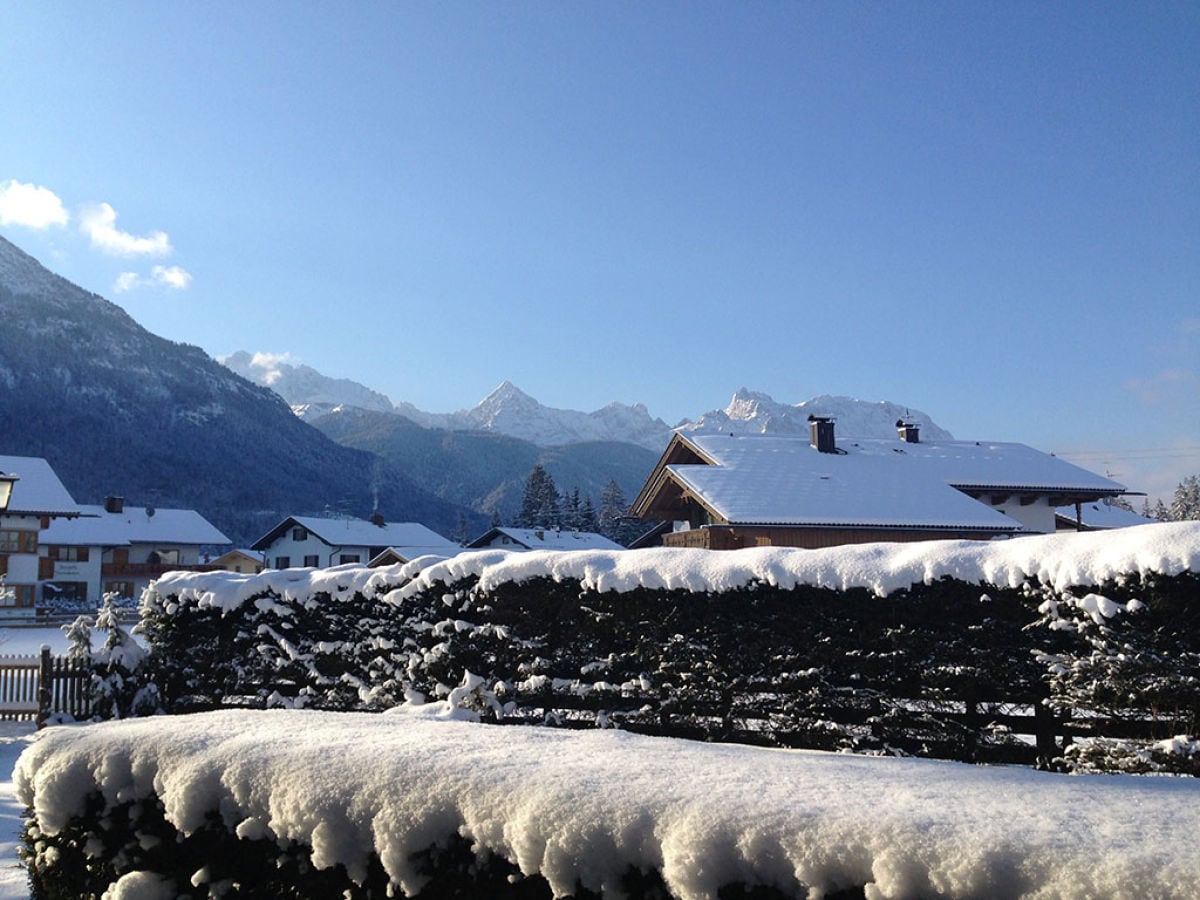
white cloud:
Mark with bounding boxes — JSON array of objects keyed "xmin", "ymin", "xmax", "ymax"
[
  {"xmin": 152, "ymin": 265, "xmax": 192, "ymax": 289},
  {"xmin": 0, "ymin": 180, "xmax": 69, "ymax": 229},
  {"xmin": 249, "ymin": 351, "xmax": 293, "ymax": 385},
  {"xmin": 113, "ymin": 272, "xmax": 141, "ymax": 294},
  {"xmin": 78, "ymin": 202, "xmax": 172, "ymax": 257},
  {"xmin": 112, "ymin": 265, "xmax": 193, "ymax": 294}
]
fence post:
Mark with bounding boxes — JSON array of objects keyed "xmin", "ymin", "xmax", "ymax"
[
  {"xmin": 37, "ymin": 645, "xmax": 52, "ymax": 729},
  {"xmin": 1033, "ymin": 696, "xmax": 1060, "ymax": 768}
]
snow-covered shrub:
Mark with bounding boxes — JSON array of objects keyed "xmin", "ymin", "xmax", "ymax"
[
  {"xmin": 1060, "ymin": 735, "xmax": 1200, "ymax": 777},
  {"xmin": 137, "ymin": 528, "xmax": 1200, "ymax": 771},
  {"xmin": 63, "ymin": 593, "xmax": 161, "ymax": 721}
]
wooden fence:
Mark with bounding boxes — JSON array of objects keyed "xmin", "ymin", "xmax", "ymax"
[
  {"xmin": 483, "ymin": 684, "xmax": 1190, "ymax": 767},
  {"xmin": 0, "ymin": 648, "xmax": 92, "ymax": 726}
]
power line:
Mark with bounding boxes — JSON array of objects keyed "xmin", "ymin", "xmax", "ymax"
[{"xmin": 1053, "ymin": 446, "xmax": 1200, "ymax": 461}]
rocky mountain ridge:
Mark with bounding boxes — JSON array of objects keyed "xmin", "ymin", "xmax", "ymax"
[{"xmin": 224, "ymin": 356, "xmax": 955, "ymax": 450}]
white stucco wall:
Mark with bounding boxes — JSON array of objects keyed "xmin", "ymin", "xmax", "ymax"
[{"xmin": 987, "ymin": 495, "xmax": 1056, "ymax": 534}]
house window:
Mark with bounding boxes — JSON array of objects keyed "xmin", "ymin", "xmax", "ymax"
[
  {"xmin": 47, "ymin": 546, "xmax": 90, "ymax": 562},
  {"xmin": 275, "ymin": 556, "xmax": 291, "ymax": 569},
  {"xmin": 104, "ymin": 581, "xmax": 136, "ymax": 601},
  {"xmin": 147, "ymin": 548, "xmax": 180, "ymax": 565},
  {"xmin": 304, "ymin": 555, "xmax": 319, "ymax": 567},
  {"xmin": 1, "ymin": 584, "xmax": 35, "ymax": 607},
  {"xmin": 339, "ymin": 554, "xmax": 360, "ymax": 565},
  {"xmin": 43, "ymin": 581, "xmax": 88, "ymax": 603},
  {"xmin": 0, "ymin": 530, "xmax": 37, "ymax": 554},
  {"xmin": 292, "ymin": 527, "xmax": 308, "ymax": 541}
]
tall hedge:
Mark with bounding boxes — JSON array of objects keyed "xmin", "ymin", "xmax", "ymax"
[{"xmin": 135, "ymin": 559, "xmax": 1200, "ymax": 773}]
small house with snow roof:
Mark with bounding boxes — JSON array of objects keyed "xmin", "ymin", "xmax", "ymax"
[
  {"xmin": 207, "ymin": 549, "xmax": 266, "ymax": 574},
  {"xmin": 38, "ymin": 496, "xmax": 231, "ymax": 607},
  {"xmin": 1054, "ymin": 500, "xmax": 1156, "ymax": 532},
  {"xmin": 631, "ymin": 419, "xmax": 1128, "ymax": 550},
  {"xmin": 466, "ymin": 526, "xmax": 625, "ymax": 552},
  {"xmin": 252, "ymin": 515, "xmax": 458, "ymax": 570},
  {"xmin": 0, "ymin": 455, "xmax": 81, "ymax": 613}
]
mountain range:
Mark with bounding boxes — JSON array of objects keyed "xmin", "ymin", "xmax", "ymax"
[
  {"xmin": 221, "ymin": 353, "xmax": 952, "ymax": 449},
  {"xmin": 0, "ymin": 236, "xmax": 478, "ymax": 545},
  {"xmin": 1, "ymin": 232, "xmax": 953, "ymax": 546}
]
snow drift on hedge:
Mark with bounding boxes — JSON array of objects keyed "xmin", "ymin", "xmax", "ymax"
[
  {"xmin": 148, "ymin": 522, "xmax": 1200, "ymax": 611},
  {"xmin": 16, "ymin": 709, "xmax": 1200, "ymax": 899}
]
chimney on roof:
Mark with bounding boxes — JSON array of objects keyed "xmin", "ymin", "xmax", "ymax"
[
  {"xmin": 896, "ymin": 419, "xmax": 920, "ymax": 444},
  {"xmin": 808, "ymin": 415, "xmax": 836, "ymax": 453},
  {"xmin": 370, "ymin": 511, "xmax": 385, "ymax": 527},
  {"xmin": 104, "ymin": 496, "xmax": 124, "ymax": 514}
]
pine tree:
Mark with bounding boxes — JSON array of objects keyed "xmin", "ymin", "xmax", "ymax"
[
  {"xmin": 562, "ymin": 488, "xmax": 582, "ymax": 530},
  {"xmin": 1153, "ymin": 499, "xmax": 1169, "ymax": 521},
  {"xmin": 580, "ymin": 494, "xmax": 599, "ymax": 532},
  {"xmin": 1169, "ymin": 474, "xmax": 1200, "ymax": 521},
  {"xmin": 599, "ymin": 479, "xmax": 627, "ymax": 539},
  {"xmin": 518, "ymin": 464, "xmax": 560, "ymax": 529}
]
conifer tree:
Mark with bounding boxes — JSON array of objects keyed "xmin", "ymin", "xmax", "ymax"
[
  {"xmin": 599, "ymin": 479, "xmax": 627, "ymax": 538},
  {"xmin": 1169, "ymin": 474, "xmax": 1200, "ymax": 521},
  {"xmin": 518, "ymin": 464, "xmax": 560, "ymax": 528},
  {"xmin": 580, "ymin": 494, "xmax": 599, "ymax": 532}
]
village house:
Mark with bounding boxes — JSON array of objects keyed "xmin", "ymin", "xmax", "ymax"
[
  {"xmin": 465, "ymin": 526, "xmax": 625, "ymax": 552},
  {"xmin": 207, "ymin": 549, "xmax": 266, "ymax": 574},
  {"xmin": 632, "ymin": 418, "xmax": 1129, "ymax": 550},
  {"xmin": 0, "ymin": 455, "xmax": 81, "ymax": 614},
  {"xmin": 253, "ymin": 515, "xmax": 458, "ymax": 570},
  {"xmin": 38, "ymin": 496, "xmax": 231, "ymax": 607}
]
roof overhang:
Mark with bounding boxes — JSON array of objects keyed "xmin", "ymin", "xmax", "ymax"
[{"xmin": 631, "ymin": 433, "xmax": 717, "ymax": 518}]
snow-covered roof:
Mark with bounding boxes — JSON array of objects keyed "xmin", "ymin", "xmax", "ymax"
[
  {"xmin": 645, "ymin": 433, "xmax": 1125, "ymax": 531},
  {"xmin": 209, "ymin": 549, "xmax": 265, "ymax": 565},
  {"xmin": 368, "ymin": 546, "xmax": 460, "ymax": 566},
  {"xmin": 468, "ymin": 527, "xmax": 626, "ymax": 551},
  {"xmin": 40, "ymin": 504, "xmax": 230, "ymax": 547},
  {"xmin": 0, "ymin": 455, "xmax": 80, "ymax": 517},
  {"xmin": 252, "ymin": 516, "xmax": 455, "ymax": 552},
  {"xmin": 1056, "ymin": 501, "xmax": 1157, "ymax": 530}
]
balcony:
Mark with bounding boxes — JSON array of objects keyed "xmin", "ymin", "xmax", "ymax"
[{"xmin": 101, "ymin": 563, "xmax": 223, "ymax": 579}]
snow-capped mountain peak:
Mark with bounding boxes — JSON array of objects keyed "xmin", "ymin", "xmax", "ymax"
[
  {"xmin": 224, "ymin": 349, "xmax": 951, "ymax": 450},
  {"xmin": 677, "ymin": 391, "xmax": 953, "ymax": 441},
  {"xmin": 219, "ymin": 351, "xmax": 394, "ymax": 417}
]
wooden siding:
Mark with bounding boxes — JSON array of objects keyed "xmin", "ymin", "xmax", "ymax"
[{"xmin": 661, "ymin": 525, "xmax": 1007, "ymax": 550}]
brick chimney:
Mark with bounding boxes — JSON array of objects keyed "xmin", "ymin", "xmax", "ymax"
[
  {"xmin": 808, "ymin": 415, "xmax": 836, "ymax": 453},
  {"xmin": 896, "ymin": 420, "xmax": 920, "ymax": 443},
  {"xmin": 104, "ymin": 496, "xmax": 124, "ymax": 514}
]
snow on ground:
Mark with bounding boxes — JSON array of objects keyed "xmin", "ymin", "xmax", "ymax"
[
  {"xmin": 0, "ymin": 627, "xmax": 73, "ymax": 658},
  {"xmin": 0, "ymin": 723, "xmax": 35, "ymax": 899},
  {"xmin": 16, "ymin": 708, "xmax": 1200, "ymax": 899}
]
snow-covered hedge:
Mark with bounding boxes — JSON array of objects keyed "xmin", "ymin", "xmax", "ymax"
[
  {"xmin": 17, "ymin": 709, "xmax": 1200, "ymax": 899},
  {"xmin": 138, "ymin": 523, "xmax": 1200, "ymax": 770}
]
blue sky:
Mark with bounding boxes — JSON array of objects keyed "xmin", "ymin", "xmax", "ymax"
[{"xmin": 1, "ymin": 3, "xmax": 1197, "ymax": 501}]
